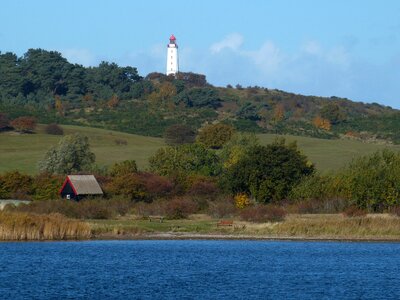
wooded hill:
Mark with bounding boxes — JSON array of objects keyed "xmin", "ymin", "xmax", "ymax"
[{"xmin": 1, "ymin": 49, "xmax": 399, "ymax": 143}]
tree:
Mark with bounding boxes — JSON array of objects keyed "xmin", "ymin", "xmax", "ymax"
[
  {"xmin": 175, "ymin": 87, "xmax": 220, "ymax": 108},
  {"xmin": 110, "ymin": 160, "xmax": 138, "ymax": 177},
  {"xmin": 224, "ymin": 139, "xmax": 314, "ymax": 203},
  {"xmin": 341, "ymin": 150, "xmax": 400, "ymax": 211},
  {"xmin": 219, "ymin": 133, "xmax": 260, "ymax": 168},
  {"xmin": 197, "ymin": 123, "xmax": 235, "ymax": 149},
  {"xmin": 10, "ymin": 116, "xmax": 37, "ymax": 133},
  {"xmin": 39, "ymin": 133, "xmax": 95, "ymax": 174},
  {"xmin": 149, "ymin": 143, "xmax": 222, "ymax": 178},
  {"xmin": 320, "ymin": 103, "xmax": 345, "ymax": 125},
  {"xmin": 164, "ymin": 124, "xmax": 196, "ymax": 145}
]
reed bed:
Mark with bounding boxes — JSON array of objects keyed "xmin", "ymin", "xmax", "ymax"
[
  {"xmin": 270, "ymin": 214, "xmax": 400, "ymax": 239},
  {"xmin": 0, "ymin": 211, "xmax": 91, "ymax": 240}
]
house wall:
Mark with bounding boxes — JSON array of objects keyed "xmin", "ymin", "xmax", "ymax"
[{"xmin": 60, "ymin": 182, "xmax": 77, "ymax": 200}]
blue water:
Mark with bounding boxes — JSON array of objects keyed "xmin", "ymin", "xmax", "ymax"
[{"xmin": 0, "ymin": 240, "xmax": 399, "ymax": 299}]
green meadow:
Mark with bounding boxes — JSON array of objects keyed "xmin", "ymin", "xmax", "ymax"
[{"xmin": 0, "ymin": 124, "xmax": 399, "ymax": 174}]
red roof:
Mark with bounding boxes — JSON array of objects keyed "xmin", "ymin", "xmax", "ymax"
[{"xmin": 169, "ymin": 34, "xmax": 176, "ymax": 41}]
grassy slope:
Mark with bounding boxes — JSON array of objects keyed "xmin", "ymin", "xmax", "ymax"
[
  {"xmin": 0, "ymin": 124, "xmax": 399, "ymax": 174},
  {"xmin": 258, "ymin": 134, "xmax": 400, "ymax": 172},
  {"xmin": 0, "ymin": 125, "xmax": 165, "ymax": 174}
]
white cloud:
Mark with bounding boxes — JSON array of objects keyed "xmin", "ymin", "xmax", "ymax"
[
  {"xmin": 61, "ymin": 48, "xmax": 97, "ymax": 66},
  {"xmin": 210, "ymin": 33, "xmax": 244, "ymax": 53},
  {"xmin": 301, "ymin": 40, "xmax": 322, "ymax": 56},
  {"xmin": 245, "ymin": 41, "xmax": 284, "ymax": 74}
]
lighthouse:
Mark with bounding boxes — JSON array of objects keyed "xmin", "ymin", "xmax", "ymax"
[{"xmin": 166, "ymin": 34, "xmax": 179, "ymax": 76}]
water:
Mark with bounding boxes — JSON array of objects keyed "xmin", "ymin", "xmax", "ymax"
[{"xmin": 0, "ymin": 240, "xmax": 399, "ymax": 299}]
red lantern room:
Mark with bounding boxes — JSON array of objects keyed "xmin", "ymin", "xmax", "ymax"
[{"xmin": 169, "ymin": 34, "xmax": 176, "ymax": 44}]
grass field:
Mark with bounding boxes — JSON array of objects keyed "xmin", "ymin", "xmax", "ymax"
[
  {"xmin": 0, "ymin": 125, "xmax": 165, "ymax": 174},
  {"xmin": 257, "ymin": 134, "xmax": 400, "ymax": 172},
  {"xmin": 0, "ymin": 124, "xmax": 399, "ymax": 174}
]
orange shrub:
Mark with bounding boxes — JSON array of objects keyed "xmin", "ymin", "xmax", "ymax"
[{"xmin": 313, "ymin": 116, "xmax": 331, "ymax": 131}]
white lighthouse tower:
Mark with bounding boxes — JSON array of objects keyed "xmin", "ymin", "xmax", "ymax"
[{"xmin": 166, "ymin": 34, "xmax": 179, "ymax": 76}]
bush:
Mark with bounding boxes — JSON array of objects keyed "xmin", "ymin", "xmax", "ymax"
[
  {"xmin": 106, "ymin": 173, "xmax": 147, "ymax": 201},
  {"xmin": 197, "ymin": 123, "xmax": 235, "ymax": 149},
  {"xmin": 114, "ymin": 138, "xmax": 128, "ymax": 146},
  {"xmin": 208, "ymin": 198, "xmax": 236, "ymax": 218},
  {"xmin": 188, "ymin": 177, "xmax": 219, "ymax": 198},
  {"xmin": 234, "ymin": 193, "xmax": 251, "ymax": 209},
  {"xmin": 343, "ymin": 206, "xmax": 367, "ymax": 218},
  {"xmin": 140, "ymin": 173, "xmax": 174, "ymax": 199},
  {"xmin": 287, "ymin": 198, "xmax": 348, "ymax": 214},
  {"xmin": 164, "ymin": 124, "xmax": 196, "ymax": 145},
  {"xmin": 32, "ymin": 173, "xmax": 64, "ymax": 201},
  {"xmin": 10, "ymin": 116, "xmax": 37, "ymax": 133},
  {"xmin": 390, "ymin": 206, "xmax": 400, "ymax": 217},
  {"xmin": 11, "ymin": 198, "xmax": 122, "ymax": 220},
  {"xmin": 109, "ymin": 160, "xmax": 138, "ymax": 177},
  {"xmin": 239, "ymin": 205, "xmax": 286, "ymax": 223},
  {"xmin": 0, "ymin": 171, "xmax": 33, "ymax": 199},
  {"xmin": 44, "ymin": 123, "xmax": 64, "ymax": 135},
  {"xmin": 165, "ymin": 198, "xmax": 198, "ymax": 219}
]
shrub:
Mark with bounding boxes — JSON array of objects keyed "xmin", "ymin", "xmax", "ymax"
[
  {"xmin": 0, "ymin": 171, "xmax": 33, "ymax": 199},
  {"xmin": 188, "ymin": 177, "xmax": 219, "ymax": 198},
  {"xmin": 109, "ymin": 160, "xmax": 138, "ymax": 177},
  {"xmin": 390, "ymin": 206, "xmax": 400, "ymax": 217},
  {"xmin": 165, "ymin": 198, "xmax": 198, "ymax": 219},
  {"xmin": 114, "ymin": 138, "xmax": 128, "ymax": 146},
  {"xmin": 12, "ymin": 198, "xmax": 118, "ymax": 220},
  {"xmin": 234, "ymin": 193, "xmax": 251, "ymax": 209},
  {"xmin": 343, "ymin": 206, "xmax": 367, "ymax": 218},
  {"xmin": 208, "ymin": 198, "xmax": 236, "ymax": 218},
  {"xmin": 164, "ymin": 124, "xmax": 196, "ymax": 145},
  {"xmin": 286, "ymin": 198, "xmax": 347, "ymax": 214},
  {"xmin": 106, "ymin": 173, "xmax": 147, "ymax": 201},
  {"xmin": 134, "ymin": 200, "xmax": 166, "ymax": 218},
  {"xmin": 10, "ymin": 116, "xmax": 37, "ymax": 133},
  {"xmin": 140, "ymin": 173, "xmax": 174, "ymax": 199},
  {"xmin": 197, "ymin": 123, "xmax": 235, "ymax": 149},
  {"xmin": 44, "ymin": 123, "xmax": 64, "ymax": 135},
  {"xmin": 240, "ymin": 205, "xmax": 286, "ymax": 223},
  {"xmin": 32, "ymin": 173, "xmax": 64, "ymax": 201}
]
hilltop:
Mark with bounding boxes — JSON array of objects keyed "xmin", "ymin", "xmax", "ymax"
[{"xmin": 1, "ymin": 49, "xmax": 400, "ymax": 143}]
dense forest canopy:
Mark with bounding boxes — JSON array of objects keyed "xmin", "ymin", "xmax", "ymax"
[{"xmin": 1, "ymin": 49, "xmax": 400, "ymax": 143}]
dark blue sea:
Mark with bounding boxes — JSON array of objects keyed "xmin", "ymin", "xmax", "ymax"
[{"xmin": 0, "ymin": 240, "xmax": 399, "ymax": 299}]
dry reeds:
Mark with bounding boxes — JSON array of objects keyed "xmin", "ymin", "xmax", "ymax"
[
  {"xmin": 272, "ymin": 214, "xmax": 400, "ymax": 239},
  {"xmin": 0, "ymin": 211, "xmax": 91, "ymax": 240}
]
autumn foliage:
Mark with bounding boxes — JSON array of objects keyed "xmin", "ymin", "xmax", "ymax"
[
  {"xmin": 10, "ymin": 116, "xmax": 37, "ymax": 133},
  {"xmin": 313, "ymin": 116, "xmax": 331, "ymax": 131}
]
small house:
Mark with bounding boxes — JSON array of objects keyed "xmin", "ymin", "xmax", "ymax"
[{"xmin": 59, "ymin": 175, "xmax": 103, "ymax": 200}]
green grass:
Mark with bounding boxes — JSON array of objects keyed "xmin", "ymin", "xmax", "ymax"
[
  {"xmin": 1, "ymin": 125, "xmax": 399, "ymax": 174},
  {"xmin": 0, "ymin": 125, "xmax": 165, "ymax": 174},
  {"xmin": 258, "ymin": 134, "xmax": 400, "ymax": 172}
]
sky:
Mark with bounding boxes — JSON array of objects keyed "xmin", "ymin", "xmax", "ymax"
[{"xmin": 0, "ymin": 0, "xmax": 399, "ymax": 108}]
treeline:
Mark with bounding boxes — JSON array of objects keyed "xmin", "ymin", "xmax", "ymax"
[
  {"xmin": 1, "ymin": 48, "xmax": 400, "ymax": 142},
  {"xmin": 0, "ymin": 49, "xmax": 142, "ymax": 105}
]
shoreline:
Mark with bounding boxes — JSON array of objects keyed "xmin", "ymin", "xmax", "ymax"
[{"xmin": 92, "ymin": 232, "xmax": 400, "ymax": 243}]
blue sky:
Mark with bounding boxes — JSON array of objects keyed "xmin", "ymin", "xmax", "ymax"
[{"xmin": 0, "ymin": 0, "xmax": 399, "ymax": 108}]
